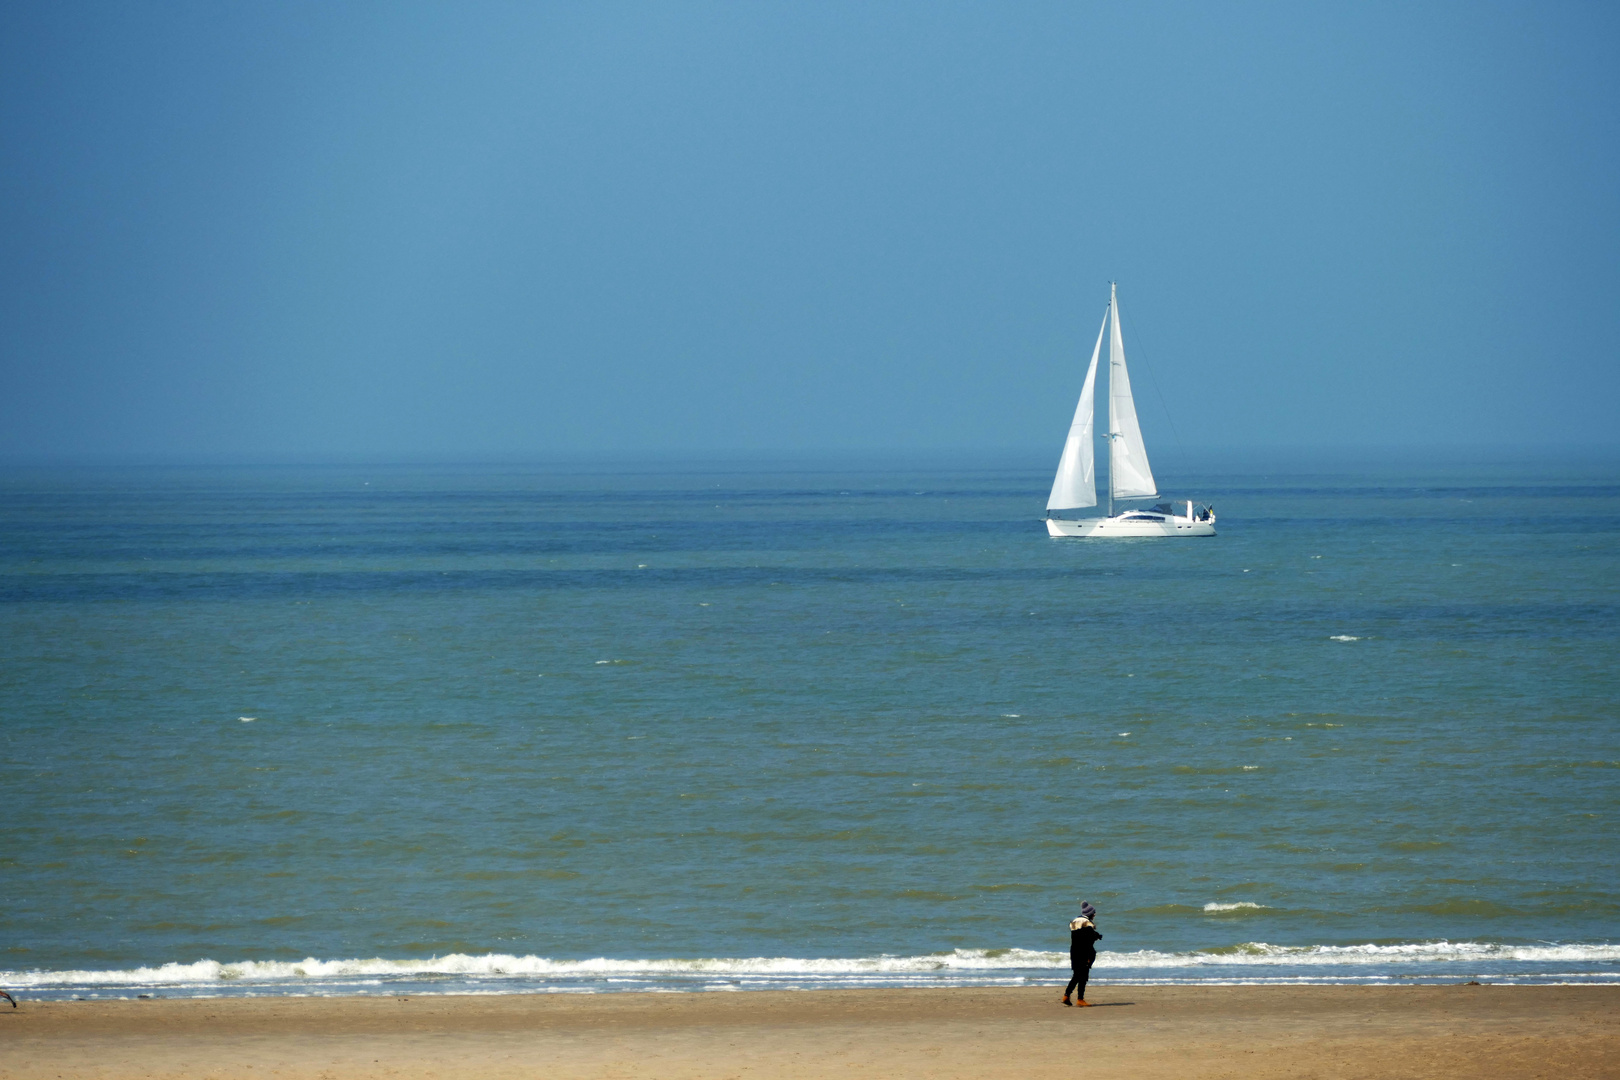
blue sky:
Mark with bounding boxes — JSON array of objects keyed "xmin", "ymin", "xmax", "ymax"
[{"xmin": 2, "ymin": 2, "xmax": 1616, "ymax": 460}]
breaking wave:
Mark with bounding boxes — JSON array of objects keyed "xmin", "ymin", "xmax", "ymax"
[
  {"xmin": 2, "ymin": 949, "xmax": 1057, "ymax": 988},
  {"xmin": 5, "ymin": 941, "xmax": 1617, "ymax": 998},
  {"xmin": 1105, "ymin": 941, "xmax": 1620, "ymax": 967}
]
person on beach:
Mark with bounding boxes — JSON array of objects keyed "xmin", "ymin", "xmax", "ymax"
[{"xmin": 1062, "ymin": 903, "xmax": 1101, "ymax": 1007}]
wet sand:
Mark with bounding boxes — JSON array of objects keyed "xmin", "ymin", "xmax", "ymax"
[{"xmin": 1, "ymin": 985, "xmax": 1616, "ymax": 1079}]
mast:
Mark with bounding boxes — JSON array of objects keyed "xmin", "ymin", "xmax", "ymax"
[{"xmin": 1106, "ymin": 283, "xmax": 1117, "ymax": 518}]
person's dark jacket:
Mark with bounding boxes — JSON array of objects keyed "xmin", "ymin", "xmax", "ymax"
[{"xmin": 1070, "ymin": 919, "xmax": 1102, "ymax": 965}]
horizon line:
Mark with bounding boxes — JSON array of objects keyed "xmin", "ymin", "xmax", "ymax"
[{"xmin": 1, "ymin": 442, "xmax": 1618, "ymax": 471}]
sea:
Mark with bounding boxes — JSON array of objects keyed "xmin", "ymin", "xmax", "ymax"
[{"xmin": 1, "ymin": 454, "xmax": 1617, "ymax": 1000}]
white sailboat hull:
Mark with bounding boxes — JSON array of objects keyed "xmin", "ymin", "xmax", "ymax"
[{"xmin": 1046, "ymin": 514, "xmax": 1215, "ymax": 538}]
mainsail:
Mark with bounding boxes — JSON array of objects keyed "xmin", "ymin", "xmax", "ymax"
[
  {"xmin": 1106, "ymin": 284, "xmax": 1157, "ymax": 501},
  {"xmin": 1045, "ymin": 312, "xmax": 1107, "ymax": 511}
]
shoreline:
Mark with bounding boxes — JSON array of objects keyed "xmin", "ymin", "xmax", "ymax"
[
  {"xmin": 9, "ymin": 975, "xmax": 1620, "ymax": 1002},
  {"xmin": 8, "ymin": 940, "xmax": 1616, "ymax": 1001},
  {"xmin": 2, "ymin": 984, "xmax": 1615, "ymax": 1079}
]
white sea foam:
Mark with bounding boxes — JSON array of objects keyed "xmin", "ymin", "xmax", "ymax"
[
  {"xmin": 1099, "ymin": 941, "xmax": 1620, "ymax": 968},
  {"xmin": 1329, "ymin": 635, "xmax": 1361, "ymax": 641},
  {"xmin": 0, "ymin": 950, "xmax": 1062, "ymax": 988},
  {"xmin": 1203, "ymin": 902, "xmax": 1267, "ymax": 912},
  {"xmin": 5, "ymin": 942, "xmax": 1616, "ymax": 991}
]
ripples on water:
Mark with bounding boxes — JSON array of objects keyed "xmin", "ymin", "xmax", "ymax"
[{"xmin": 1, "ymin": 459, "xmax": 1616, "ymax": 995}]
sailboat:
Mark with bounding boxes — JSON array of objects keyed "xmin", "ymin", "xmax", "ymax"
[{"xmin": 1045, "ymin": 283, "xmax": 1215, "ymax": 537}]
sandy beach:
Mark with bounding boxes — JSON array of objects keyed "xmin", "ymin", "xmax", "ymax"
[{"xmin": 1, "ymin": 985, "xmax": 1615, "ymax": 1079}]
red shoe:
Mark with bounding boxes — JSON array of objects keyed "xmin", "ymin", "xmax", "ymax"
[
  {"xmin": 1060, "ymin": 997, "xmax": 1073, "ymax": 1006},
  {"xmin": 1075, "ymin": 999, "xmax": 1092, "ymax": 1007}
]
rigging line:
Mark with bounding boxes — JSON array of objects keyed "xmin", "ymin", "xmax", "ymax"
[{"xmin": 1122, "ymin": 303, "xmax": 1191, "ymax": 483}]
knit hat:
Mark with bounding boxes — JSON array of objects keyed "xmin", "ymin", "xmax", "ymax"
[{"xmin": 1080, "ymin": 902, "xmax": 1096, "ymax": 920}]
